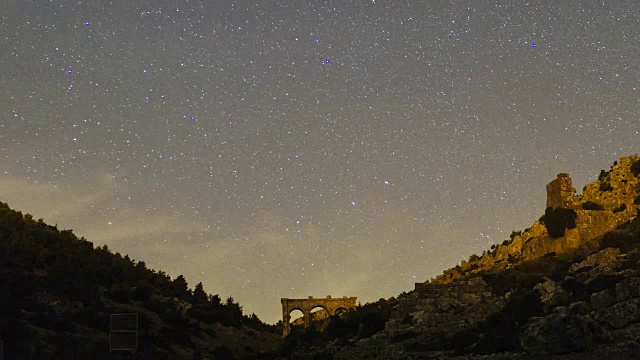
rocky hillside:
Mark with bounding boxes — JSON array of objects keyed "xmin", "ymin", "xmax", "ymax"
[
  {"xmin": 434, "ymin": 155, "xmax": 640, "ymax": 283},
  {"xmin": 0, "ymin": 202, "xmax": 280, "ymax": 359},
  {"xmin": 269, "ymin": 155, "xmax": 640, "ymax": 359}
]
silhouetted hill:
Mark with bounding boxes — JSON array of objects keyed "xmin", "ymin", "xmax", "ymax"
[{"xmin": 0, "ymin": 202, "xmax": 280, "ymax": 359}]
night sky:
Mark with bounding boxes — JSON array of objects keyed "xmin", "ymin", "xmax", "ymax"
[{"xmin": 1, "ymin": 1, "xmax": 639, "ymax": 323}]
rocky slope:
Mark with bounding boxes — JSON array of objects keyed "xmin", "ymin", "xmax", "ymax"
[
  {"xmin": 272, "ymin": 155, "xmax": 640, "ymax": 359},
  {"xmin": 435, "ymin": 155, "xmax": 640, "ymax": 283}
]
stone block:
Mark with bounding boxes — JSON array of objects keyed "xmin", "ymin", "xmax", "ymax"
[
  {"xmin": 615, "ymin": 277, "xmax": 640, "ymax": 303},
  {"xmin": 568, "ymin": 301, "xmax": 591, "ymax": 315},
  {"xmin": 591, "ymin": 289, "xmax": 615, "ymax": 310},
  {"xmin": 599, "ymin": 299, "xmax": 640, "ymax": 329}
]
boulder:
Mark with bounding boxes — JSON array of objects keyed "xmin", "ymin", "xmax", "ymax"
[
  {"xmin": 568, "ymin": 301, "xmax": 591, "ymax": 315},
  {"xmin": 520, "ymin": 313, "xmax": 593, "ymax": 355},
  {"xmin": 552, "ymin": 306, "xmax": 568, "ymax": 314},
  {"xmin": 616, "ymin": 277, "xmax": 640, "ymax": 303},
  {"xmin": 610, "ymin": 322, "xmax": 640, "ymax": 343},
  {"xmin": 591, "ymin": 289, "xmax": 615, "ymax": 310},
  {"xmin": 575, "ymin": 266, "xmax": 616, "ymax": 288},
  {"xmin": 570, "ymin": 248, "xmax": 621, "ymax": 273},
  {"xmin": 597, "ymin": 299, "xmax": 640, "ymax": 329},
  {"xmin": 421, "ymin": 313, "xmax": 437, "ymax": 327},
  {"xmin": 534, "ymin": 278, "xmax": 570, "ymax": 311}
]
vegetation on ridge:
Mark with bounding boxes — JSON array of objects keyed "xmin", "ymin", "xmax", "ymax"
[{"xmin": 0, "ymin": 201, "xmax": 278, "ymax": 359}]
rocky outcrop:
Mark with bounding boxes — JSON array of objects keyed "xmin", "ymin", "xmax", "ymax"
[
  {"xmin": 568, "ymin": 301, "xmax": 591, "ymax": 315},
  {"xmin": 570, "ymin": 248, "xmax": 621, "ymax": 273},
  {"xmin": 385, "ymin": 277, "xmax": 502, "ymax": 343},
  {"xmin": 534, "ymin": 278, "xmax": 570, "ymax": 312},
  {"xmin": 598, "ymin": 299, "xmax": 640, "ymax": 329},
  {"xmin": 591, "ymin": 289, "xmax": 615, "ymax": 310},
  {"xmin": 520, "ymin": 313, "xmax": 593, "ymax": 355},
  {"xmin": 615, "ymin": 277, "xmax": 640, "ymax": 302},
  {"xmin": 281, "ymin": 156, "xmax": 640, "ymax": 360}
]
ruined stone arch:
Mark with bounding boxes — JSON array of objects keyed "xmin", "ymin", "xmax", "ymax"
[{"xmin": 280, "ymin": 296, "xmax": 357, "ymax": 337}]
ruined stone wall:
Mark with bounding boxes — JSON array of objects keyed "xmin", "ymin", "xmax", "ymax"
[
  {"xmin": 546, "ymin": 173, "xmax": 576, "ymax": 209},
  {"xmin": 415, "ymin": 278, "xmax": 489, "ymax": 302}
]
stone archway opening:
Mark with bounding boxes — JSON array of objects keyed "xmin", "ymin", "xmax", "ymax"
[
  {"xmin": 288, "ymin": 309, "xmax": 304, "ymax": 333},
  {"xmin": 288, "ymin": 309, "xmax": 304, "ymax": 324},
  {"xmin": 334, "ymin": 307, "xmax": 348, "ymax": 316},
  {"xmin": 281, "ymin": 296, "xmax": 357, "ymax": 337},
  {"xmin": 309, "ymin": 305, "xmax": 329, "ymax": 331}
]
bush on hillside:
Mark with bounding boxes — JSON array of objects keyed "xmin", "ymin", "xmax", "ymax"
[
  {"xmin": 472, "ymin": 289, "xmax": 544, "ymax": 354},
  {"xmin": 598, "ymin": 170, "xmax": 610, "ymax": 181},
  {"xmin": 600, "ymin": 231, "xmax": 636, "ymax": 253},
  {"xmin": 613, "ymin": 204, "xmax": 627, "ymax": 213},
  {"xmin": 539, "ymin": 207, "xmax": 577, "ymax": 238},
  {"xmin": 582, "ymin": 201, "xmax": 603, "ymax": 210},
  {"xmin": 631, "ymin": 159, "xmax": 640, "ymax": 177},
  {"xmin": 599, "ymin": 182, "xmax": 614, "ymax": 192}
]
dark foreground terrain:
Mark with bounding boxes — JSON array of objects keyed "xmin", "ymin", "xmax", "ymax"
[{"xmin": 2, "ymin": 155, "xmax": 640, "ymax": 359}]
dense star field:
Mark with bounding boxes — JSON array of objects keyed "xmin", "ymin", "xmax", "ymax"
[{"xmin": 1, "ymin": 1, "xmax": 638, "ymax": 323}]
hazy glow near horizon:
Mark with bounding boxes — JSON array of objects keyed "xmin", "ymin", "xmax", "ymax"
[{"xmin": 1, "ymin": 1, "xmax": 639, "ymax": 323}]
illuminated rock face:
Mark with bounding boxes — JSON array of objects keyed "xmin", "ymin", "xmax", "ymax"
[
  {"xmin": 430, "ymin": 155, "xmax": 640, "ymax": 284},
  {"xmin": 280, "ymin": 296, "xmax": 357, "ymax": 337}
]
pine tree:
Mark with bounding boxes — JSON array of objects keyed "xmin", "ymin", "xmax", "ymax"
[
  {"xmin": 172, "ymin": 275, "xmax": 189, "ymax": 298},
  {"xmin": 193, "ymin": 282, "xmax": 208, "ymax": 304}
]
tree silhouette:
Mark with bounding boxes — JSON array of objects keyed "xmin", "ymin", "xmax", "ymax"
[
  {"xmin": 193, "ymin": 282, "xmax": 208, "ymax": 304},
  {"xmin": 171, "ymin": 275, "xmax": 189, "ymax": 298}
]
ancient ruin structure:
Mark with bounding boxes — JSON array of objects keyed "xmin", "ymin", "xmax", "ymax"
[
  {"xmin": 546, "ymin": 173, "xmax": 576, "ymax": 209},
  {"xmin": 281, "ymin": 296, "xmax": 357, "ymax": 337},
  {"xmin": 414, "ymin": 278, "xmax": 489, "ymax": 302}
]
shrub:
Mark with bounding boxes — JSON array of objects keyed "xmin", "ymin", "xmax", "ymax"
[
  {"xmin": 359, "ymin": 310, "xmax": 386, "ymax": 338},
  {"xmin": 613, "ymin": 204, "xmax": 627, "ymax": 213},
  {"xmin": 631, "ymin": 159, "xmax": 640, "ymax": 177},
  {"xmin": 478, "ymin": 289, "xmax": 543, "ymax": 354},
  {"xmin": 469, "ymin": 254, "xmax": 480, "ymax": 262},
  {"xmin": 585, "ymin": 273, "xmax": 625, "ymax": 294},
  {"xmin": 600, "ymin": 231, "xmax": 636, "ymax": 253},
  {"xmin": 539, "ymin": 207, "xmax": 577, "ymax": 238},
  {"xmin": 598, "ymin": 170, "xmax": 610, "ymax": 181},
  {"xmin": 130, "ymin": 283, "xmax": 153, "ymax": 301},
  {"xmin": 582, "ymin": 201, "xmax": 603, "ymax": 210},
  {"xmin": 510, "ymin": 230, "xmax": 522, "ymax": 240},
  {"xmin": 212, "ymin": 345, "xmax": 235, "ymax": 360},
  {"xmin": 599, "ymin": 182, "xmax": 614, "ymax": 192},
  {"xmin": 635, "ymin": 195, "xmax": 640, "ymax": 205},
  {"xmin": 105, "ymin": 285, "xmax": 130, "ymax": 303}
]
